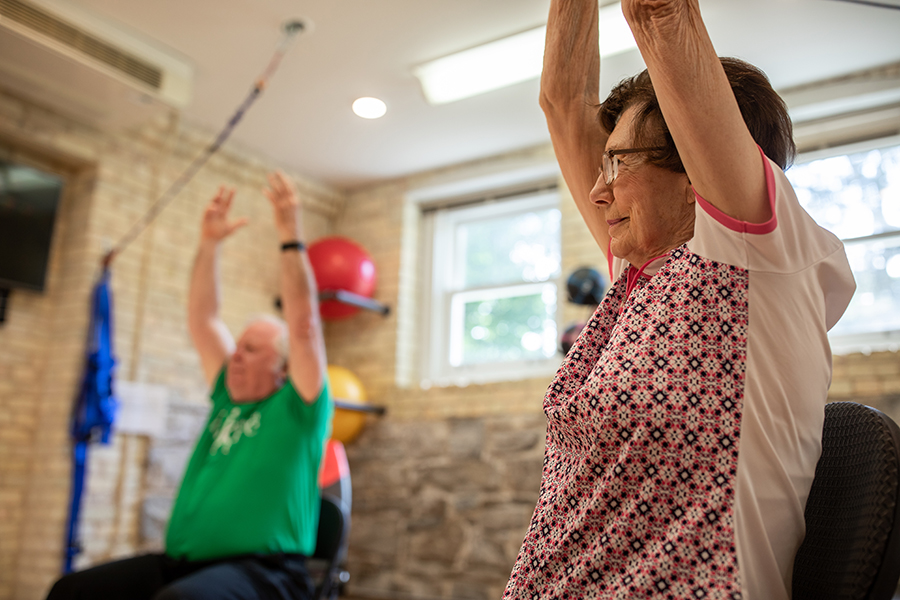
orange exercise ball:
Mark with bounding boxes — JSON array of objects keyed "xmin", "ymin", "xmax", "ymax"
[{"xmin": 327, "ymin": 365, "xmax": 368, "ymax": 444}]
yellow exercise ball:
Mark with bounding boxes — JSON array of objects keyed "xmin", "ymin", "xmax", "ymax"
[{"xmin": 327, "ymin": 365, "xmax": 368, "ymax": 444}]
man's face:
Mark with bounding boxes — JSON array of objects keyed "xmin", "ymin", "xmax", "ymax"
[{"xmin": 225, "ymin": 320, "xmax": 284, "ymax": 403}]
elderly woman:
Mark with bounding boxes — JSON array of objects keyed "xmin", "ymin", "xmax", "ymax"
[{"xmin": 503, "ymin": 1, "xmax": 856, "ymax": 599}]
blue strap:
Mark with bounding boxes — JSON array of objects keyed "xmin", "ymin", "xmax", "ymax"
[
  {"xmin": 64, "ymin": 441, "xmax": 88, "ymax": 573},
  {"xmin": 64, "ymin": 269, "xmax": 118, "ymax": 572}
]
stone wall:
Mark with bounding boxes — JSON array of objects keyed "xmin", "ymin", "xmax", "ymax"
[{"xmin": 345, "ymin": 415, "xmax": 546, "ymax": 600}]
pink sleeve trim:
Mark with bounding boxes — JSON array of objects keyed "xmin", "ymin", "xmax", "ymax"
[{"xmin": 692, "ymin": 145, "xmax": 778, "ymax": 235}]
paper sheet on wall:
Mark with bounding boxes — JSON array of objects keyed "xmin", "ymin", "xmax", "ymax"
[{"xmin": 115, "ymin": 381, "xmax": 169, "ymax": 437}]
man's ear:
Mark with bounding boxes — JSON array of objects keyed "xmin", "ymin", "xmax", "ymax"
[{"xmin": 273, "ymin": 357, "xmax": 288, "ymax": 386}]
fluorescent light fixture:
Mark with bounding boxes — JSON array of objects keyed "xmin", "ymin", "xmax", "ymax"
[
  {"xmin": 414, "ymin": 2, "xmax": 637, "ymax": 105},
  {"xmin": 598, "ymin": 3, "xmax": 639, "ymax": 57},
  {"xmin": 414, "ymin": 27, "xmax": 545, "ymax": 105},
  {"xmin": 352, "ymin": 97, "xmax": 387, "ymax": 119}
]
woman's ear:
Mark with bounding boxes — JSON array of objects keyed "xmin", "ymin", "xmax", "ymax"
[{"xmin": 684, "ymin": 175, "xmax": 696, "ymax": 205}]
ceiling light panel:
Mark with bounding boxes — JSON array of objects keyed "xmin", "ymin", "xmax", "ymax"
[
  {"xmin": 414, "ymin": 26, "xmax": 545, "ymax": 105},
  {"xmin": 414, "ymin": 2, "xmax": 637, "ymax": 105}
]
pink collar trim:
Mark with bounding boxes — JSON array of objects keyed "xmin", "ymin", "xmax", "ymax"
[{"xmin": 619, "ymin": 252, "xmax": 670, "ymax": 314}]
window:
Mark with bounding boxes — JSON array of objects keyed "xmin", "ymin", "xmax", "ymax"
[
  {"xmin": 421, "ymin": 189, "xmax": 562, "ymax": 386},
  {"xmin": 786, "ymin": 135, "xmax": 900, "ymax": 352}
]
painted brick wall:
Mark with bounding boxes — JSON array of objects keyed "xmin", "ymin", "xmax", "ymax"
[{"xmin": 0, "ymin": 89, "xmax": 341, "ymax": 600}]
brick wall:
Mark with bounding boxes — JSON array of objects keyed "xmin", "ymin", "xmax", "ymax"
[
  {"xmin": 830, "ymin": 351, "xmax": 900, "ymax": 426},
  {"xmin": 0, "ymin": 89, "xmax": 340, "ymax": 600}
]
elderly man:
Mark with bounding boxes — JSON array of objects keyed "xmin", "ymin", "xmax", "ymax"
[{"xmin": 47, "ymin": 172, "xmax": 332, "ymax": 600}]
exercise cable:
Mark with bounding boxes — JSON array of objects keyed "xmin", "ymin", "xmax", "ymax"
[{"xmin": 103, "ymin": 20, "xmax": 307, "ymax": 267}]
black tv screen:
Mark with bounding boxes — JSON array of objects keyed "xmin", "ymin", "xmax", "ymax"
[{"xmin": 0, "ymin": 159, "xmax": 64, "ymax": 292}]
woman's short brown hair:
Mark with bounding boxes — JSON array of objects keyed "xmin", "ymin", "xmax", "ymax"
[{"xmin": 598, "ymin": 57, "xmax": 796, "ymax": 172}]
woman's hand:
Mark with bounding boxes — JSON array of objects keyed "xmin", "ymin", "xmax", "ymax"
[
  {"xmin": 200, "ymin": 186, "xmax": 248, "ymax": 242},
  {"xmin": 621, "ymin": 0, "xmax": 695, "ymax": 26}
]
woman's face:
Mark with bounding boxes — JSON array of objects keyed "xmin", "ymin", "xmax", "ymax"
[{"xmin": 590, "ymin": 105, "xmax": 695, "ymax": 267}]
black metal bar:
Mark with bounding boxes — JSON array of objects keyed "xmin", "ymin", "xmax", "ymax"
[
  {"xmin": 333, "ymin": 399, "xmax": 387, "ymax": 415},
  {"xmin": 825, "ymin": 0, "xmax": 900, "ymax": 10},
  {"xmin": 842, "ymin": 230, "xmax": 900, "ymax": 245},
  {"xmin": 0, "ymin": 288, "xmax": 8, "ymax": 324},
  {"xmin": 319, "ymin": 290, "xmax": 391, "ymax": 316}
]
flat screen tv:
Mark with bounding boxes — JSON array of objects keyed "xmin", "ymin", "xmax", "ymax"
[{"xmin": 0, "ymin": 158, "xmax": 65, "ymax": 292}]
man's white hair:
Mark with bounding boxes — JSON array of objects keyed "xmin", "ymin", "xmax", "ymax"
[{"xmin": 244, "ymin": 313, "xmax": 289, "ymax": 370}]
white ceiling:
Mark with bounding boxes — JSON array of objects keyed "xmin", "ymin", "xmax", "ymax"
[{"xmin": 8, "ymin": 0, "xmax": 900, "ymax": 189}]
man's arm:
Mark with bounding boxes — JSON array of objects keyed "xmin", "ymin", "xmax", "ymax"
[
  {"xmin": 264, "ymin": 171, "xmax": 327, "ymax": 404},
  {"xmin": 188, "ymin": 186, "xmax": 248, "ymax": 385},
  {"xmin": 622, "ymin": 0, "xmax": 769, "ymax": 223},
  {"xmin": 540, "ymin": 0, "xmax": 611, "ymax": 254}
]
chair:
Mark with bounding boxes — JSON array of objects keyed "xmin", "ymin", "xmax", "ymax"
[
  {"xmin": 309, "ymin": 494, "xmax": 350, "ymax": 600},
  {"xmin": 793, "ymin": 402, "xmax": 900, "ymax": 600}
]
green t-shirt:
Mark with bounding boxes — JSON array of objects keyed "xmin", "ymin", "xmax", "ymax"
[{"xmin": 165, "ymin": 368, "xmax": 332, "ymax": 561}]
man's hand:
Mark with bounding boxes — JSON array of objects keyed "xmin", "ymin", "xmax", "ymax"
[
  {"xmin": 190, "ymin": 185, "xmax": 243, "ymax": 385},
  {"xmin": 201, "ymin": 186, "xmax": 249, "ymax": 243},
  {"xmin": 265, "ymin": 169, "xmax": 326, "ymax": 403},
  {"xmin": 263, "ymin": 171, "xmax": 302, "ymax": 243}
]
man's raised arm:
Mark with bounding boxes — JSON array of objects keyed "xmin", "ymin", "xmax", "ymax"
[
  {"xmin": 188, "ymin": 187, "xmax": 247, "ymax": 385},
  {"xmin": 541, "ymin": 0, "xmax": 611, "ymax": 254},
  {"xmin": 264, "ymin": 171, "xmax": 327, "ymax": 404}
]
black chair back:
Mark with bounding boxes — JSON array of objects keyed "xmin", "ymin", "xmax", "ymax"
[
  {"xmin": 311, "ymin": 494, "xmax": 349, "ymax": 600},
  {"xmin": 793, "ymin": 402, "xmax": 900, "ymax": 600}
]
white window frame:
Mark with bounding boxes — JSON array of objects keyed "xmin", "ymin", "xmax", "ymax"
[
  {"xmin": 420, "ymin": 189, "xmax": 562, "ymax": 387},
  {"xmin": 789, "ymin": 133, "xmax": 900, "ymax": 354}
]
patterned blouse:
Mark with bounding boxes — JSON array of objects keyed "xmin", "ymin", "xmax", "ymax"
[{"xmin": 504, "ymin": 150, "xmax": 855, "ymax": 600}]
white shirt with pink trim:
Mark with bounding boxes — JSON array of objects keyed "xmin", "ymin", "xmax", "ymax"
[{"xmin": 608, "ymin": 151, "xmax": 856, "ymax": 599}]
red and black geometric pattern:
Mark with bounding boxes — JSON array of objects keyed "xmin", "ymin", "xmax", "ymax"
[{"xmin": 505, "ymin": 245, "xmax": 749, "ymax": 600}]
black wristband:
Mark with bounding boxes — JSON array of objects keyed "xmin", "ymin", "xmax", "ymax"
[{"xmin": 280, "ymin": 241, "xmax": 306, "ymax": 252}]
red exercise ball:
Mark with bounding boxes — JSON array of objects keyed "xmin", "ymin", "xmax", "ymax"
[{"xmin": 308, "ymin": 236, "xmax": 377, "ymax": 320}]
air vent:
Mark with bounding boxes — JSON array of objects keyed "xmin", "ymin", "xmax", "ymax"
[{"xmin": 0, "ymin": 0, "xmax": 162, "ymax": 90}]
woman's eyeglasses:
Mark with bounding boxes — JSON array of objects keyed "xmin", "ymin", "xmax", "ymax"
[{"xmin": 601, "ymin": 146, "xmax": 667, "ymax": 185}]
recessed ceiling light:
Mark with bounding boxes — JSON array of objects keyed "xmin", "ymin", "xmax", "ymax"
[
  {"xmin": 352, "ymin": 97, "xmax": 387, "ymax": 119},
  {"xmin": 413, "ymin": 2, "xmax": 637, "ymax": 105}
]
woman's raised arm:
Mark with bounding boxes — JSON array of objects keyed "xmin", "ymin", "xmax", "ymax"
[
  {"xmin": 622, "ymin": 0, "xmax": 770, "ymax": 224},
  {"xmin": 541, "ymin": 0, "xmax": 612, "ymax": 254}
]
